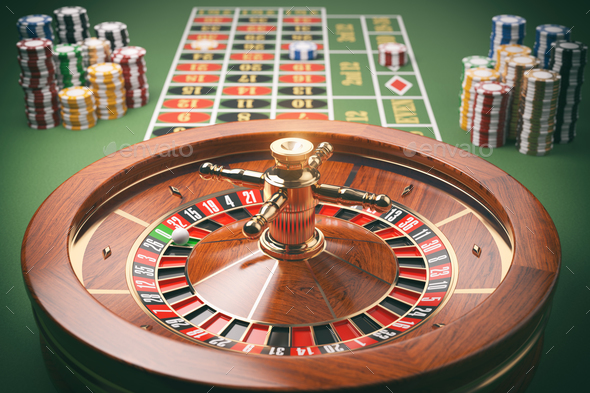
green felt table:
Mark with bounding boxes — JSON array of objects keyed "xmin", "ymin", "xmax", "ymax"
[{"xmin": 1, "ymin": 0, "xmax": 588, "ymax": 391}]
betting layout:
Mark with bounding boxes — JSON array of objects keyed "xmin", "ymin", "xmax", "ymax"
[{"xmin": 145, "ymin": 7, "xmax": 441, "ymax": 140}]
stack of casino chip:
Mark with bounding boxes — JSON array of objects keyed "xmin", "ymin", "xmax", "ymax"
[
  {"xmin": 462, "ymin": 56, "xmax": 495, "ymax": 77},
  {"xmin": 288, "ymin": 41, "xmax": 317, "ymax": 60},
  {"xmin": 53, "ymin": 6, "xmax": 91, "ymax": 44},
  {"xmin": 81, "ymin": 37, "xmax": 111, "ymax": 67},
  {"xmin": 378, "ymin": 42, "xmax": 408, "ymax": 67},
  {"xmin": 488, "ymin": 15, "xmax": 526, "ymax": 60},
  {"xmin": 58, "ymin": 86, "xmax": 97, "ymax": 130},
  {"xmin": 17, "ymin": 38, "xmax": 60, "ymax": 129},
  {"xmin": 460, "ymin": 56, "xmax": 495, "ymax": 106},
  {"xmin": 54, "ymin": 44, "xmax": 86, "ymax": 88},
  {"xmin": 516, "ymin": 70, "xmax": 561, "ymax": 156},
  {"xmin": 533, "ymin": 25, "xmax": 571, "ymax": 69},
  {"xmin": 549, "ymin": 40, "xmax": 587, "ymax": 143},
  {"xmin": 87, "ymin": 63, "xmax": 127, "ymax": 119},
  {"xmin": 459, "ymin": 67, "xmax": 500, "ymax": 131},
  {"xmin": 94, "ymin": 22, "xmax": 130, "ymax": 51},
  {"xmin": 79, "ymin": 44, "xmax": 89, "ymax": 68},
  {"xmin": 502, "ymin": 55, "xmax": 539, "ymax": 139},
  {"xmin": 112, "ymin": 46, "xmax": 149, "ymax": 108},
  {"xmin": 495, "ymin": 44, "xmax": 531, "ymax": 79},
  {"xmin": 16, "ymin": 15, "xmax": 54, "ymax": 41},
  {"xmin": 469, "ymin": 81, "xmax": 512, "ymax": 148}
]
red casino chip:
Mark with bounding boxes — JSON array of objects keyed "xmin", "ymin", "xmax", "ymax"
[
  {"xmin": 474, "ymin": 81, "xmax": 513, "ymax": 96},
  {"xmin": 28, "ymin": 121, "xmax": 60, "ymax": 129},
  {"xmin": 111, "ymin": 46, "xmax": 146, "ymax": 63},
  {"xmin": 126, "ymin": 86, "xmax": 149, "ymax": 96},
  {"xmin": 16, "ymin": 38, "xmax": 53, "ymax": 57},
  {"xmin": 378, "ymin": 42, "xmax": 407, "ymax": 67}
]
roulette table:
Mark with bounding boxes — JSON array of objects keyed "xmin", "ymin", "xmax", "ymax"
[{"xmin": 1, "ymin": 1, "xmax": 589, "ymax": 392}]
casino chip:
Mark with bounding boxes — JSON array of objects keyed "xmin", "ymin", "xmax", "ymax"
[
  {"xmin": 16, "ymin": 15, "xmax": 54, "ymax": 41},
  {"xmin": 58, "ymin": 86, "xmax": 97, "ymax": 130},
  {"xmin": 54, "ymin": 44, "xmax": 86, "ymax": 88},
  {"xmin": 516, "ymin": 70, "xmax": 561, "ymax": 156},
  {"xmin": 81, "ymin": 37, "xmax": 112, "ymax": 67},
  {"xmin": 495, "ymin": 44, "xmax": 531, "ymax": 79},
  {"xmin": 549, "ymin": 40, "xmax": 587, "ymax": 143},
  {"xmin": 53, "ymin": 6, "xmax": 91, "ymax": 44},
  {"xmin": 112, "ymin": 46, "xmax": 149, "ymax": 108},
  {"xmin": 462, "ymin": 56, "xmax": 496, "ymax": 76},
  {"xmin": 488, "ymin": 15, "xmax": 526, "ymax": 60},
  {"xmin": 534, "ymin": 25, "xmax": 571, "ymax": 69},
  {"xmin": 469, "ymin": 81, "xmax": 512, "ymax": 148},
  {"xmin": 460, "ymin": 56, "xmax": 496, "ymax": 107},
  {"xmin": 502, "ymin": 55, "xmax": 539, "ymax": 139},
  {"xmin": 94, "ymin": 22, "xmax": 130, "ymax": 51},
  {"xmin": 87, "ymin": 63, "xmax": 128, "ymax": 120},
  {"xmin": 17, "ymin": 38, "xmax": 60, "ymax": 129},
  {"xmin": 459, "ymin": 67, "xmax": 500, "ymax": 131},
  {"xmin": 378, "ymin": 42, "xmax": 407, "ymax": 68},
  {"xmin": 190, "ymin": 39, "xmax": 218, "ymax": 50},
  {"xmin": 289, "ymin": 41, "xmax": 318, "ymax": 60}
]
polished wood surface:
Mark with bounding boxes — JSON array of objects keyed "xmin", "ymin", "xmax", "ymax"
[
  {"xmin": 21, "ymin": 120, "xmax": 560, "ymax": 392},
  {"xmin": 187, "ymin": 217, "xmax": 397, "ymax": 324},
  {"xmin": 84, "ymin": 213, "xmax": 146, "ymax": 290},
  {"xmin": 440, "ymin": 213, "xmax": 502, "ymax": 289}
]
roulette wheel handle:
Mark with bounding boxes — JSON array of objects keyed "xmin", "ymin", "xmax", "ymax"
[
  {"xmin": 243, "ymin": 189, "xmax": 288, "ymax": 239},
  {"xmin": 198, "ymin": 162, "xmax": 265, "ymax": 188},
  {"xmin": 307, "ymin": 141, "xmax": 334, "ymax": 169},
  {"xmin": 199, "ymin": 137, "xmax": 392, "ymax": 260},
  {"xmin": 312, "ymin": 183, "xmax": 392, "ymax": 212}
]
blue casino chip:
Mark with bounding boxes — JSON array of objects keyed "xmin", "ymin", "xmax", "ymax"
[
  {"xmin": 533, "ymin": 24, "xmax": 571, "ymax": 68},
  {"xmin": 17, "ymin": 14, "xmax": 54, "ymax": 41},
  {"xmin": 488, "ymin": 15, "xmax": 526, "ymax": 59},
  {"xmin": 288, "ymin": 41, "xmax": 318, "ymax": 60}
]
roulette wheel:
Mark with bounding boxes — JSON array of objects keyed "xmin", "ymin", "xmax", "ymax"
[{"xmin": 21, "ymin": 120, "xmax": 560, "ymax": 392}]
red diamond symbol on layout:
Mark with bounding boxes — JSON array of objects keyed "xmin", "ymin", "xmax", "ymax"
[{"xmin": 385, "ymin": 75, "xmax": 412, "ymax": 95}]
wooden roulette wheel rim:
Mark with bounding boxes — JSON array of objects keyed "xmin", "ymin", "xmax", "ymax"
[{"xmin": 22, "ymin": 120, "xmax": 560, "ymax": 392}]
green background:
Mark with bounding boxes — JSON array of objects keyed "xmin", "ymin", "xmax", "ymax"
[{"xmin": 1, "ymin": 0, "xmax": 588, "ymax": 391}]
